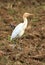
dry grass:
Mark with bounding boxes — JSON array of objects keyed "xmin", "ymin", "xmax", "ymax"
[{"xmin": 0, "ymin": 0, "xmax": 45, "ymax": 65}]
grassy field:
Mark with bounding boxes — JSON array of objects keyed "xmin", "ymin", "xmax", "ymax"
[{"xmin": 0, "ymin": 0, "xmax": 45, "ymax": 65}]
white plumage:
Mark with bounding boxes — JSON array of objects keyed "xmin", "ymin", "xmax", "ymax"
[
  {"xmin": 11, "ymin": 23, "xmax": 24, "ymax": 40},
  {"xmin": 11, "ymin": 13, "xmax": 33, "ymax": 40}
]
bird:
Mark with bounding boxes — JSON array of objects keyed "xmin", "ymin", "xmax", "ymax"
[{"xmin": 11, "ymin": 13, "xmax": 33, "ymax": 40}]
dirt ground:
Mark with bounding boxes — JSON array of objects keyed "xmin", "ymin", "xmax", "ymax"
[{"xmin": 0, "ymin": 0, "xmax": 45, "ymax": 65}]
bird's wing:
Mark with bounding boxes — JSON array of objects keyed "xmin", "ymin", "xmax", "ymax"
[{"xmin": 11, "ymin": 23, "xmax": 24, "ymax": 39}]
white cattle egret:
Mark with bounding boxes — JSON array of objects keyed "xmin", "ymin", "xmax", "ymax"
[{"xmin": 11, "ymin": 13, "xmax": 33, "ymax": 40}]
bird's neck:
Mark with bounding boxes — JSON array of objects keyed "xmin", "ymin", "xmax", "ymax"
[{"xmin": 23, "ymin": 17, "xmax": 28, "ymax": 29}]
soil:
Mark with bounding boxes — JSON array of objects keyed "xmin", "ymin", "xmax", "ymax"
[{"xmin": 0, "ymin": 0, "xmax": 45, "ymax": 65}]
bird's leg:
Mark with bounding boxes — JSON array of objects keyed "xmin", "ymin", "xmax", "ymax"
[
  {"xmin": 21, "ymin": 34, "xmax": 26, "ymax": 39},
  {"xmin": 10, "ymin": 38, "xmax": 16, "ymax": 44},
  {"xmin": 16, "ymin": 38, "xmax": 20, "ymax": 44},
  {"xmin": 12, "ymin": 38, "xmax": 19, "ymax": 44}
]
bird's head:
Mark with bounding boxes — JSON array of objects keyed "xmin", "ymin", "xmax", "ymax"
[{"xmin": 23, "ymin": 12, "xmax": 33, "ymax": 19}]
